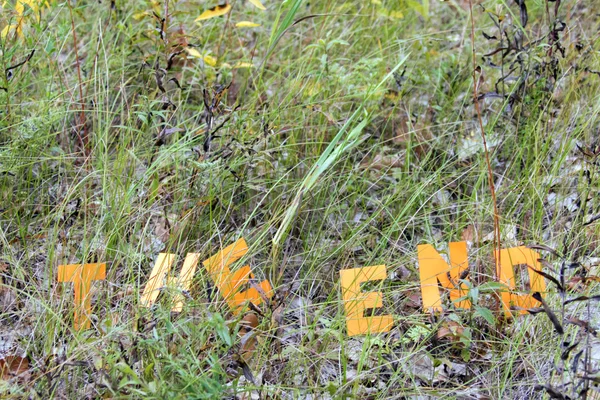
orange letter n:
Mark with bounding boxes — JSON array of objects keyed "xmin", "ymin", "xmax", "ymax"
[{"xmin": 417, "ymin": 242, "xmax": 471, "ymax": 312}]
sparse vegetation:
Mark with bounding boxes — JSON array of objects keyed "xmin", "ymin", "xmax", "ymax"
[{"xmin": 1, "ymin": 0, "xmax": 600, "ymax": 398}]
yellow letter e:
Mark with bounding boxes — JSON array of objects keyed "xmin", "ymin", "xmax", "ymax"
[{"xmin": 339, "ymin": 265, "xmax": 393, "ymax": 336}]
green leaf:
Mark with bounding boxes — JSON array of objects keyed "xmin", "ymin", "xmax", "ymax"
[
  {"xmin": 273, "ymin": 111, "xmax": 368, "ymax": 248},
  {"xmin": 468, "ymin": 286, "xmax": 479, "ymax": 304},
  {"xmin": 209, "ymin": 313, "xmax": 233, "ymax": 347},
  {"xmin": 461, "ymin": 348, "xmax": 471, "ymax": 362},
  {"xmin": 477, "ymin": 282, "xmax": 508, "ymax": 292},
  {"xmin": 474, "ymin": 306, "xmax": 496, "ymax": 325},
  {"xmin": 405, "ymin": 0, "xmax": 429, "ymax": 20},
  {"xmin": 272, "ymin": 54, "xmax": 409, "ymax": 251},
  {"xmin": 115, "ymin": 362, "xmax": 140, "ymax": 385},
  {"xmin": 264, "ymin": 0, "xmax": 304, "ymax": 63}
]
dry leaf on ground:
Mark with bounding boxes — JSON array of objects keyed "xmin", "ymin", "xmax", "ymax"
[{"xmin": 0, "ymin": 355, "xmax": 29, "ymax": 380}]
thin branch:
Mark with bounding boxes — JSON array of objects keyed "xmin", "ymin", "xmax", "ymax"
[{"xmin": 468, "ymin": 0, "xmax": 502, "ymax": 288}]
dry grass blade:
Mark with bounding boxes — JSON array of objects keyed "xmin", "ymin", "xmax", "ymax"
[
  {"xmin": 560, "ymin": 342, "xmax": 579, "ymax": 360},
  {"xmin": 528, "ymin": 244, "xmax": 563, "ymax": 258},
  {"xmin": 564, "ymin": 295, "xmax": 600, "ymax": 305},
  {"xmin": 532, "ymin": 292, "xmax": 564, "ymax": 335},
  {"xmin": 566, "ymin": 317, "xmax": 598, "ymax": 336},
  {"xmin": 534, "ymin": 384, "xmax": 568, "ymax": 400},
  {"xmin": 527, "ymin": 263, "xmax": 565, "ymax": 292}
]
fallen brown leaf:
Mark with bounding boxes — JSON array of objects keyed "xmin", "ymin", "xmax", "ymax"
[
  {"xmin": 461, "ymin": 224, "xmax": 475, "ymax": 242},
  {"xmin": 436, "ymin": 321, "xmax": 465, "ymax": 340},
  {"xmin": 361, "ymin": 154, "xmax": 403, "ymax": 170},
  {"xmin": 0, "ymin": 355, "xmax": 29, "ymax": 380},
  {"xmin": 239, "ymin": 312, "xmax": 259, "ymax": 362},
  {"xmin": 240, "ymin": 312, "xmax": 259, "ymax": 331}
]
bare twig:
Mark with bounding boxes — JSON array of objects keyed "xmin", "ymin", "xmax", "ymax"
[{"xmin": 467, "ymin": 0, "xmax": 502, "ymax": 287}]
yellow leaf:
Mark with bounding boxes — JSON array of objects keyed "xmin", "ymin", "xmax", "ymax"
[
  {"xmin": 204, "ymin": 55, "xmax": 217, "ymax": 67},
  {"xmin": 16, "ymin": 19, "xmax": 23, "ymax": 36},
  {"xmin": 133, "ymin": 11, "xmax": 150, "ymax": 20},
  {"xmin": 1, "ymin": 24, "xmax": 15, "ymax": 40},
  {"xmin": 15, "ymin": 0, "xmax": 24, "ymax": 15},
  {"xmin": 384, "ymin": 91, "xmax": 399, "ymax": 101},
  {"xmin": 235, "ymin": 21, "xmax": 260, "ymax": 28},
  {"xmin": 185, "ymin": 48, "xmax": 217, "ymax": 67},
  {"xmin": 19, "ymin": 0, "xmax": 40, "ymax": 13},
  {"xmin": 304, "ymin": 80, "xmax": 321, "ymax": 97},
  {"xmin": 248, "ymin": 0, "xmax": 266, "ymax": 10},
  {"xmin": 184, "ymin": 47, "xmax": 203, "ymax": 58},
  {"xmin": 195, "ymin": 3, "xmax": 232, "ymax": 21},
  {"xmin": 149, "ymin": 1, "xmax": 163, "ymax": 15},
  {"xmin": 6, "ymin": 19, "xmax": 24, "ymax": 38},
  {"xmin": 389, "ymin": 10, "xmax": 403, "ymax": 19},
  {"xmin": 234, "ymin": 62, "xmax": 253, "ymax": 69}
]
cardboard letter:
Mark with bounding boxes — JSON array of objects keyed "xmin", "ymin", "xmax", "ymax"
[
  {"xmin": 171, "ymin": 253, "xmax": 202, "ymax": 312},
  {"xmin": 339, "ymin": 266, "xmax": 393, "ymax": 336},
  {"xmin": 57, "ymin": 263, "xmax": 106, "ymax": 330},
  {"xmin": 140, "ymin": 240, "xmax": 272, "ymax": 313},
  {"xmin": 140, "ymin": 253, "xmax": 176, "ymax": 308},
  {"xmin": 140, "ymin": 253, "xmax": 202, "ymax": 312},
  {"xmin": 495, "ymin": 246, "xmax": 546, "ymax": 314},
  {"xmin": 203, "ymin": 239, "xmax": 273, "ymax": 313},
  {"xmin": 417, "ymin": 242, "xmax": 471, "ymax": 311}
]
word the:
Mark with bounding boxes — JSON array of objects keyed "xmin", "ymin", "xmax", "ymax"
[{"xmin": 57, "ymin": 239, "xmax": 272, "ymax": 330}]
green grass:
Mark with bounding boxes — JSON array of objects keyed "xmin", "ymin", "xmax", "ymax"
[{"xmin": 1, "ymin": 0, "xmax": 600, "ymax": 398}]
